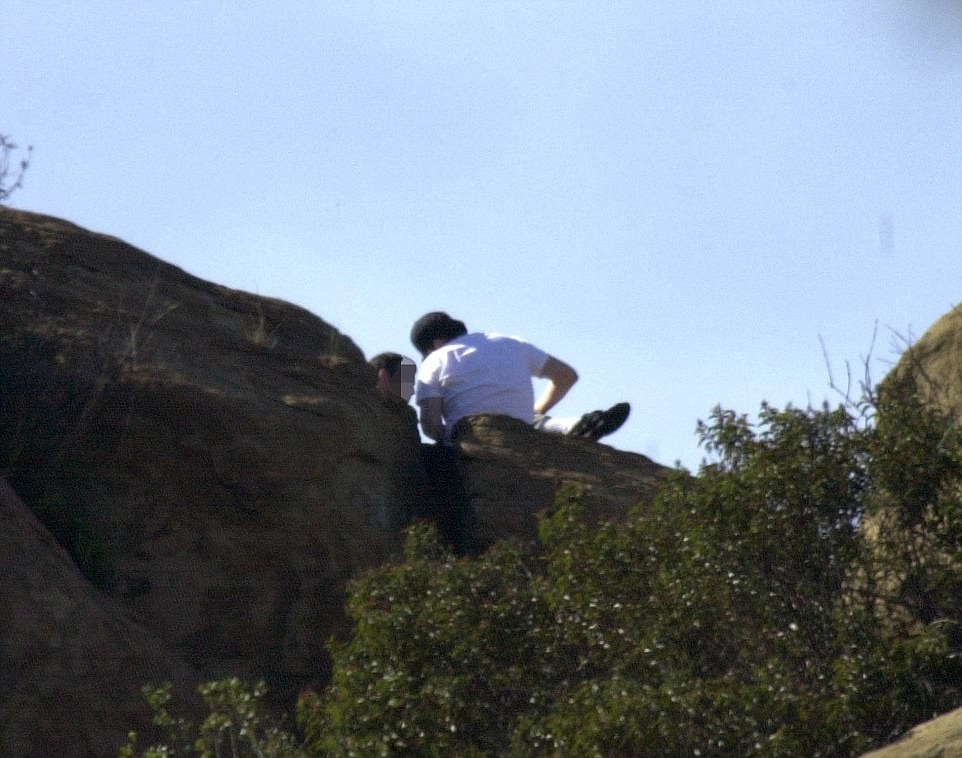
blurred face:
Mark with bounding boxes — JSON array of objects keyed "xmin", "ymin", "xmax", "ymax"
[{"xmin": 394, "ymin": 360, "xmax": 416, "ymax": 402}]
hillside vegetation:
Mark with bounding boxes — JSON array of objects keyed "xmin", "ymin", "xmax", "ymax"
[{"xmin": 122, "ymin": 376, "xmax": 962, "ymax": 757}]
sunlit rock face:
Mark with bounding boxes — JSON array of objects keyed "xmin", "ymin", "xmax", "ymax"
[
  {"xmin": 0, "ymin": 208, "xmax": 670, "ymax": 756},
  {"xmin": 886, "ymin": 302, "xmax": 962, "ymax": 422},
  {"xmin": 859, "ymin": 706, "xmax": 962, "ymax": 758},
  {"xmin": 854, "ymin": 303, "xmax": 962, "ymax": 758},
  {"xmin": 452, "ymin": 413, "xmax": 670, "ymax": 550}
]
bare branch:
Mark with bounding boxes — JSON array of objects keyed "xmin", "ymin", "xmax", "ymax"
[{"xmin": 0, "ymin": 134, "xmax": 33, "ymax": 203}]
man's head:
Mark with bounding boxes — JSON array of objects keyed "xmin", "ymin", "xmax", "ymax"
[
  {"xmin": 409, "ymin": 311, "xmax": 468, "ymax": 358},
  {"xmin": 370, "ymin": 352, "xmax": 416, "ymax": 402}
]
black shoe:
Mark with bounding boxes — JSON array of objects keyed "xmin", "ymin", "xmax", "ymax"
[{"xmin": 569, "ymin": 402, "xmax": 630, "ymax": 441}]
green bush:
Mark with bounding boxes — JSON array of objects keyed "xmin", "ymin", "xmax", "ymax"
[
  {"xmin": 119, "ymin": 679, "xmax": 309, "ymax": 758},
  {"xmin": 312, "ymin": 389, "xmax": 962, "ymax": 757},
  {"xmin": 125, "ymin": 384, "xmax": 962, "ymax": 756}
]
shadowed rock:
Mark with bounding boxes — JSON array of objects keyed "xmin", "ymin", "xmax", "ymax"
[
  {"xmin": 0, "ymin": 478, "xmax": 196, "ymax": 758},
  {"xmin": 0, "ymin": 207, "xmax": 671, "ymax": 756},
  {"xmin": 0, "ymin": 209, "xmax": 423, "ymax": 744}
]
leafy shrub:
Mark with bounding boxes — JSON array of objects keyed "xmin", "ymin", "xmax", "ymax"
[
  {"xmin": 305, "ymin": 526, "xmax": 554, "ymax": 756},
  {"xmin": 119, "ymin": 679, "xmax": 309, "ymax": 758},
  {"xmin": 313, "ymin": 388, "xmax": 962, "ymax": 757}
]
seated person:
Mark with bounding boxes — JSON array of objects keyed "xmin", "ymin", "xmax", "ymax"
[
  {"xmin": 408, "ymin": 311, "xmax": 629, "ymax": 444},
  {"xmin": 370, "ymin": 351, "xmax": 417, "ymax": 403},
  {"xmin": 370, "ymin": 349, "xmax": 473, "ymax": 552}
]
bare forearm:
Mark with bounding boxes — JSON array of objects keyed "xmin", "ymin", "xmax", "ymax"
[
  {"xmin": 535, "ymin": 383, "xmax": 569, "ymax": 415},
  {"xmin": 534, "ymin": 356, "xmax": 578, "ymax": 415}
]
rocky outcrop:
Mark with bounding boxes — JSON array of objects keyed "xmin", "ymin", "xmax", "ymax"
[
  {"xmin": 454, "ymin": 414, "xmax": 669, "ymax": 548},
  {"xmin": 0, "ymin": 478, "xmax": 196, "ymax": 757},
  {"xmin": 15, "ymin": 206, "xmax": 962, "ymax": 758},
  {"xmin": 0, "ymin": 208, "xmax": 670, "ymax": 757},
  {"xmin": 861, "ymin": 706, "xmax": 962, "ymax": 758},
  {"xmin": 886, "ymin": 302, "xmax": 962, "ymax": 422},
  {"xmin": 0, "ymin": 208, "xmax": 426, "ymax": 755},
  {"xmin": 854, "ymin": 303, "xmax": 962, "ymax": 758}
]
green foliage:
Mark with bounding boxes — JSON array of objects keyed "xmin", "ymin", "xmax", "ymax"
[
  {"xmin": 311, "ymin": 524, "xmax": 554, "ymax": 757},
  {"xmin": 119, "ymin": 679, "xmax": 309, "ymax": 758},
  {"xmin": 315, "ymin": 388, "xmax": 962, "ymax": 757},
  {"xmin": 123, "ymin": 384, "xmax": 962, "ymax": 756},
  {"xmin": 862, "ymin": 379, "xmax": 962, "ymax": 644}
]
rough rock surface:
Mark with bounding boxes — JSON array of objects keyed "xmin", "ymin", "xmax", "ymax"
[
  {"xmin": 861, "ymin": 706, "xmax": 962, "ymax": 758},
  {"xmin": 887, "ymin": 301, "xmax": 962, "ymax": 422},
  {"xmin": 0, "ymin": 208, "xmax": 671, "ymax": 757},
  {"xmin": 0, "ymin": 478, "xmax": 196, "ymax": 757},
  {"xmin": 454, "ymin": 414, "xmax": 669, "ymax": 548}
]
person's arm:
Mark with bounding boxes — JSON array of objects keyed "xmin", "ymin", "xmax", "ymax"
[
  {"xmin": 418, "ymin": 396, "xmax": 445, "ymax": 441},
  {"xmin": 534, "ymin": 356, "xmax": 578, "ymax": 416}
]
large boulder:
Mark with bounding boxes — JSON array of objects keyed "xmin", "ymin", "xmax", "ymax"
[
  {"xmin": 0, "ymin": 208, "xmax": 670, "ymax": 756},
  {"xmin": 0, "ymin": 209, "xmax": 423, "ymax": 705}
]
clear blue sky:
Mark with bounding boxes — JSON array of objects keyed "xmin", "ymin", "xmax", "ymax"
[{"xmin": 4, "ymin": 1, "xmax": 961, "ymax": 469}]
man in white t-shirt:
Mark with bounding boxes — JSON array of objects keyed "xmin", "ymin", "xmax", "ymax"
[{"xmin": 410, "ymin": 311, "xmax": 629, "ymax": 444}]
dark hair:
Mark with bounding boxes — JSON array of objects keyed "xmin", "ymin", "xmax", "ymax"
[
  {"xmin": 369, "ymin": 352, "xmax": 406, "ymax": 377},
  {"xmin": 409, "ymin": 312, "xmax": 468, "ymax": 357}
]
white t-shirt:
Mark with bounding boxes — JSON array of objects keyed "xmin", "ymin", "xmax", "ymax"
[{"xmin": 415, "ymin": 332, "xmax": 550, "ymax": 439}]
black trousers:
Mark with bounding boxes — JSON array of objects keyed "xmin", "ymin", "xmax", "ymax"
[{"xmin": 417, "ymin": 442, "xmax": 477, "ymax": 555}]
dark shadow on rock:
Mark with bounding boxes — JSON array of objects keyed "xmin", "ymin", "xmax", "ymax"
[{"xmin": 0, "ymin": 478, "xmax": 199, "ymax": 758}]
